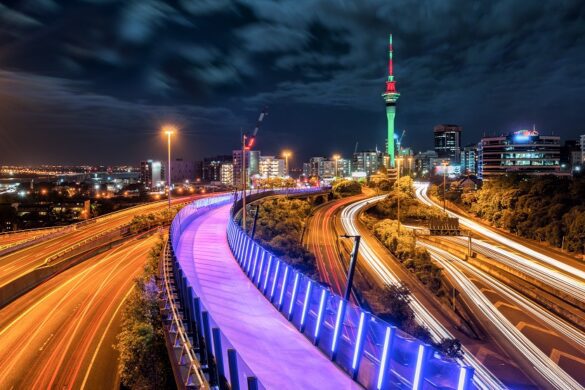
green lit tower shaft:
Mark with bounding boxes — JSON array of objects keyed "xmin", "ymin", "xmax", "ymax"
[{"xmin": 382, "ymin": 34, "xmax": 400, "ymax": 168}]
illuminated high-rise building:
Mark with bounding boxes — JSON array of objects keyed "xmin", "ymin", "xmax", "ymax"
[{"xmin": 382, "ymin": 34, "xmax": 400, "ymax": 168}]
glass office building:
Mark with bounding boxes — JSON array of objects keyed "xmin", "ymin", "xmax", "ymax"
[{"xmin": 478, "ymin": 130, "xmax": 561, "ymax": 178}]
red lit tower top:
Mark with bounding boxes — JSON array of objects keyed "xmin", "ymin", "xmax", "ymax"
[{"xmin": 385, "ymin": 34, "xmax": 398, "ymax": 95}]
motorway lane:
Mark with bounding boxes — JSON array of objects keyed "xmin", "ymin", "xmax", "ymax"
[
  {"xmin": 341, "ymin": 196, "xmax": 553, "ymax": 389},
  {"xmin": 0, "ymin": 233, "xmax": 159, "ymax": 389},
  {"xmin": 419, "ymin": 242, "xmax": 585, "ymax": 389},
  {"xmin": 0, "ymin": 228, "xmax": 63, "ymax": 248},
  {"xmin": 414, "ymin": 183, "xmax": 585, "ymax": 299},
  {"xmin": 305, "ymin": 193, "xmax": 373, "ymax": 297},
  {"xmin": 0, "ymin": 194, "xmax": 212, "ymax": 288}
]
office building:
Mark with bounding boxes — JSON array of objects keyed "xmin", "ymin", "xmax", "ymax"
[
  {"xmin": 353, "ymin": 150, "xmax": 383, "ymax": 177},
  {"xmin": 303, "ymin": 157, "xmax": 325, "ymax": 178},
  {"xmin": 202, "ymin": 155, "xmax": 232, "ymax": 183},
  {"xmin": 233, "ymin": 150, "xmax": 260, "ymax": 188},
  {"xmin": 220, "ymin": 163, "xmax": 234, "ymax": 186},
  {"xmin": 169, "ymin": 158, "xmax": 197, "ymax": 183},
  {"xmin": 478, "ymin": 129, "xmax": 561, "ymax": 178},
  {"xmin": 140, "ymin": 160, "xmax": 164, "ymax": 189},
  {"xmin": 461, "ymin": 145, "xmax": 478, "ymax": 175},
  {"xmin": 414, "ymin": 150, "xmax": 438, "ymax": 177},
  {"xmin": 259, "ymin": 156, "xmax": 285, "ymax": 178},
  {"xmin": 434, "ymin": 124, "xmax": 462, "ymax": 163}
]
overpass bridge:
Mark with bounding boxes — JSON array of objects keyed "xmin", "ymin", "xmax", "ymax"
[{"xmin": 166, "ymin": 191, "xmax": 477, "ymax": 389}]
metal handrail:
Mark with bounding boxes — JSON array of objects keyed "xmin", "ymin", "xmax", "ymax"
[{"xmin": 162, "ymin": 240, "xmax": 208, "ymax": 389}]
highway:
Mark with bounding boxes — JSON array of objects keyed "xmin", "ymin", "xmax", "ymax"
[
  {"xmin": 305, "ymin": 192, "xmax": 374, "ymax": 297},
  {"xmin": 414, "ymin": 183, "xmax": 585, "ymax": 300},
  {"xmin": 418, "ymin": 242, "xmax": 585, "ymax": 389},
  {"xmin": 0, "ymin": 194, "xmax": 212, "ymax": 290},
  {"xmin": 340, "ymin": 196, "xmax": 508, "ymax": 389},
  {"xmin": 0, "ymin": 233, "xmax": 159, "ymax": 389}
]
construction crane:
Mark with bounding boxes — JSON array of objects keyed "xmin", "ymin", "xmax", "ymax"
[
  {"xmin": 241, "ymin": 107, "xmax": 268, "ymax": 230},
  {"xmin": 396, "ymin": 129, "xmax": 406, "ymax": 154}
]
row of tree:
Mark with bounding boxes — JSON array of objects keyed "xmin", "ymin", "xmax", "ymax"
[
  {"xmin": 128, "ymin": 206, "xmax": 183, "ymax": 234},
  {"xmin": 252, "ymin": 197, "xmax": 321, "ymax": 279},
  {"xmin": 454, "ymin": 175, "xmax": 585, "ymax": 254},
  {"xmin": 115, "ymin": 237, "xmax": 175, "ymax": 389},
  {"xmin": 332, "ymin": 179, "xmax": 362, "ymax": 198},
  {"xmin": 368, "ymin": 176, "xmax": 444, "ymax": 221}
]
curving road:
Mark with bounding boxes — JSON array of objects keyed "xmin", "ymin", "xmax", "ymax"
[
  {"xmin": 340, "ymin": 196, "xmax": 510, "ymax": 389},
  {"xmin": 0, "ymin": 233, "xmax": 159, "ymax": 389},
  {"xmin": 414, "ymin": 182, "xmax": 585, "ymax": 301},
  {"xmin": 418, "ymin": 242, "xmax": 585, "ymax": 389}
]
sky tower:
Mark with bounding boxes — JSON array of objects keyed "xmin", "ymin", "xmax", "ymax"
[{"xmin": 382, "ymin": 34, "xmax": 400, "ymax": 168}]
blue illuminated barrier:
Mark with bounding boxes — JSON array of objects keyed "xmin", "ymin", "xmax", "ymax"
[
  {"xmin": 169, "ymin": 194, "xmax": 265, "ymax": 389},
  {"xmin": 226, "ymin": 218, "xmax": 475, "ymax": 390}
]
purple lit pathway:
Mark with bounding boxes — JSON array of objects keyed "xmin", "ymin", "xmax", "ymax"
[{"xmin": 175, "ymin": 204, "xmax": 361, "ymax": 389}]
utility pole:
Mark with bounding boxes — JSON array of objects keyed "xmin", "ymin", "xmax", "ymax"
[
  {"xmin": 341, "ymin": 235, "xmax": 361, "ymax": 302},
  {"xmin": 396, "ymin": 157, "xmax": 402, "ymax": 234},
  {"xmin": 442, "ymin": 161, "xmax": 448, "ymax": 214},
  {"xmin": 241, "ymin": 133, "xmax": 247, "ymax": 231},
  {"xmin": 164, "ymin": 128, "xmax": 175, "ymax": 210}
]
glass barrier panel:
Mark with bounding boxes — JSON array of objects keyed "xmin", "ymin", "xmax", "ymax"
[
  {"xmin": 357, "ymin": 316, "xmax": 386, "ymax": 389},
  {"xmin": 291, "ymin": 275, "xmax": 311, "ymax": 328},
  {"xmin": 334, "ymin": 302, "xmax": 361, "ymax": 374},
  {"xmin": 271, "ymin": 261, "xmax": 288, "ymax": 306},
  {"xmin": 282, "ymin": 270, "xmax": 300, "ymax": 318},
  {"xmin": 302, "ymin": 283, "xmax": 325, "ymax": 340},
  {"xmin": 388, "ymin": 331, "xmax": 420, "ymax": 388},
  {"xmin": 316, "ymin": 294, "xmax": 340, "ymax": 354},
  {"xmin": 423, "ymin": 352, "xmax": 460, "ymax": 390}
]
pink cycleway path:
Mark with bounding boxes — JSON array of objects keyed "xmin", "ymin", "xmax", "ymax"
[{"xmin": 175, "ymin": 203, "xmax": 360, "ymax": 389}]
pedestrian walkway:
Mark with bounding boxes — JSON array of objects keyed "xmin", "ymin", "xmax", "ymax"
[{"xmin": 175, "ymin": 203, "xmax": 360, "ymax": 389}]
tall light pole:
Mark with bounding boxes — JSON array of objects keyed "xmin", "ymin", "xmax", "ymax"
[
  {"xmin": 407, "ymin": 157, "xmax": 413, "ymax": 176},
  {"xmin": 333, "ymin": 154, "xmax": 341, "ymax": 178},
  {"xmin": 242, "ymin": 134, "xmax": 248, "ymax": 230},
  {"xmin": 442, "ymin": 160, "xmax": 449, "ymax": 213},
  {"xmin": 282, "ymin": 150, "xmax": 292, "ymax": 177},
  {"xmin": 164, "ymin": 127, "xmax": 175, "ymax": 210},
  {"xmin": 396, "ymin": 157, "xmax": 403, "ymax": 234}
]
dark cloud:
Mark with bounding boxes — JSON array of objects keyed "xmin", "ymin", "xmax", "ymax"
[{"xmin": 0, "ymin": 0, "xmax": 584, "ymax": 165}]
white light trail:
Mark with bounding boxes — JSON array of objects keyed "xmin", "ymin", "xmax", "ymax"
[
  {"xmin": 419, "ymin": 242, "xmax": 584, "ymax": 390},
  {"xmin": 341, "ymin": 196, "xmax": 504, "ymax": 390}
]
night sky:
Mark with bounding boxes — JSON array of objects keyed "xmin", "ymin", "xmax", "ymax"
[{"xmin": 1, "ymin": 0, "xmax": 584, "ymax": 166}]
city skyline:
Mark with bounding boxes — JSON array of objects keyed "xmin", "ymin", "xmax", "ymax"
[{"xmin": 0, "ymin": 1, "xmax": 584, "ymax": 165}]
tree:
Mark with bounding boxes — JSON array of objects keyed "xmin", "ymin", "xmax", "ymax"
[{"xmin": 115, "ymin": 278, "xmax": 173, "ymax": 389}]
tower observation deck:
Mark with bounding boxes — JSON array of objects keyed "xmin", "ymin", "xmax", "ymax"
[{"xmin": 382, "ymin": 34, "xmax": 400, "ymax": 168}]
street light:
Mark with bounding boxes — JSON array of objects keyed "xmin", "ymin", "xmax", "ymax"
[
  {"xmin": 407, "ymin": 157, "xmax": 413, "ymax": 176},
  {"xmin": 163, "ymin": 126, "xmax": 175, "ymax": 210},
  {"xmin": 396, "ymin": 157, "xmax": 403, "ymax": 234},
  {"xmin": 282, "ymin": 150, "xmax": 292, "ymax": 176},
  {"xmin": 333, "ymin": 154, "xmax": 341, "ymax": 178},
  {"xmin": 441, "ymin": 160, "xmax": 449, "ymax": 213}
]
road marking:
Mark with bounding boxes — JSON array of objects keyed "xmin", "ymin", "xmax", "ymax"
[
  {"xmin": 38, "ymin": 333, "xmax": 54, "ymax": 352},
  {"xmin": 550, "ymin": 348, "xmax": 585, "ymax": 366},
  {"xmin": 516, "ymin": 321, "xmax": 558, "ymax": 337},
  {"xmin": 79, "ymin": 286, "xmax": 134, "ymax": 390}
]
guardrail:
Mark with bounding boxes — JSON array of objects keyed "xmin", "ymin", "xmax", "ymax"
[
  {"xmin": 162, "ymin": 240, "xmax": 208, "ymax": 389},
  {"xmin": 226, "ymin": 210, "xmax": 475, "ymax": 390}
]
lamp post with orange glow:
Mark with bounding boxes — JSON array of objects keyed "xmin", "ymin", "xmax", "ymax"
[
  {"xmin": 164, "ymin": 127, "xmax": 175, "ymax": 210},
  {"xmin": 282, "ymin": 150, "xmax": 292, "ymax": 176},
  {"xmin": 442, "ymin": 160, "xmax": 449, "ymax": 213},
  {"xmin": 396, "ymin": 157, "xmax": 403, "ymax": 234},
  {"xmin": 333, "ymin": 154, "xmax": 341, "ymax": 178}
]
